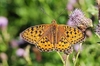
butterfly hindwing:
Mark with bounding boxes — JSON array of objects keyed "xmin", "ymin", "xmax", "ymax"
[
  {"xmin": 37, "ymin": 36, "xmax": 54, "ymax": 52},
  {"xmin": 55, "ymin": 36, "xmax": 71, "ymax": 52}
]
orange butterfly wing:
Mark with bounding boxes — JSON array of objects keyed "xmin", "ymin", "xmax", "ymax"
[
  {"xmin": 20, "ymin": 24, "xmax": 54, "ymax": 52},
  {"xmin": 55, "ymin": 25, "xmax": 85, "ymax": 54}
]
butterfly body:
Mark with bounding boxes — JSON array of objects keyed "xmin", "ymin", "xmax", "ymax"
[{"xmin": 20, "ymin": 20, "xmax": 85, "ymax": 54}]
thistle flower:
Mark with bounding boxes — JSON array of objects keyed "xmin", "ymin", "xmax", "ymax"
[
  {"xmin": 95, "ymin": 21, "xmax": 100, "ymax": 35},
  {"xmin": 67, "ymin": 9, "xmax": 93, "ymax": 31}
]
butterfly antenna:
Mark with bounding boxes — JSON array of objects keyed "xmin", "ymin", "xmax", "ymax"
[
  {"xmin": 40, "ymin": 7, "xmax": 54, "ymax": 20},
  {"xmin": 55, "ymin": 8, "xmax": 67, "ymax": 20}
]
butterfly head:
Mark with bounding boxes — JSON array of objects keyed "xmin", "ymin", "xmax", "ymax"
[
  {"xmin": 52, "ymin": 20, "xmax": 57, "ymax": 24},
  {"xmin": 51, "ymin": 20, "xmax": 58, "ymax": 30}
]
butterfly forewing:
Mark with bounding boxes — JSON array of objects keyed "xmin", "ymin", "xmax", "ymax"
[
  {"xmin": 20, "ymin": 24, "xmax": 50, "ymax": 44},
  {"xmin": 59, "ymin": 25, "xmax": 85, "ymax": 44}
]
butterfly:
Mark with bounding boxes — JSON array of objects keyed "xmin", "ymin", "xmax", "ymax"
[{"xmin": 20, "ymin": 20, "xmax": 85, "ymax": 54}]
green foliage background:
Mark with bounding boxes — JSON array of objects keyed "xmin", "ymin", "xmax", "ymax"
[{"xmin": 0, "ymin": 0, "xmax": 99, "ymax": 66}]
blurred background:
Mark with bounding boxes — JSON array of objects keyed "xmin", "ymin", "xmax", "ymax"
[{"xmin": 0, "ymin": 0, "xmax": 99, "ymax": 66}]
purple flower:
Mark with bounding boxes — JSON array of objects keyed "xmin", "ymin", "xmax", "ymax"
[
  {"xmin": 10, "ymin": 38, "xmax": 26, "ymax": 48},
  {"xmin": 95, "ymin": 21, "xmax": 100, "ymax": 35},
  {"xmin": 0, "ymin": 53, "xmax": 8, "ymax": 60},
  {"xmin": 16, "ymin": 48, "xmax": 25, "ymax": 57},
  {"xmin": 10, "ymin": 40, "xmax": 18, "ymax": 48},
  {"xmin": 66, "ymin": 0, "xmax": 77, "ymax": 11},
  {"xmin": 69, "ymin": 0, "xmax": 77, "ymax": 4},
  {"xmin": 69, "ymin": 9, "xmax": 84, "ymax": 18},
  {"xmin": 74, "ymin": 44, "xmax": 82, "ymax": 52},
  {"xmin": 0, "ymin": 16, "xmax": 8, "ymax": 30},
  {"xmin": 67, "ymin": 9, "xmax": 93, "ymax": 31},
  {"xmin": 67, "ymin": 9, "xmax": 84, "ymax": 27},
  {"xmin": 67, "ymin": 3, "xmax": 74, "ymax": 11}
]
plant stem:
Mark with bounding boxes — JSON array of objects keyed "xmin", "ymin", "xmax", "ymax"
[
  {"xmin": 65, "ymin": 55, "xmax": 69, "ymax": 66},
  {"xmin": 74, "ymin": 43, "xmax": 82, "ymax": 66},
  {"xmin": 57, "ymin": 52, "xmax": 65, "ymax": 66},
  {"xmin": 96, "ymin": 33, "xmax": 100, "ymax": 39},
  {"xmin": 24, "ymin": 45, "xmax": 33, "ymax": 65}
]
